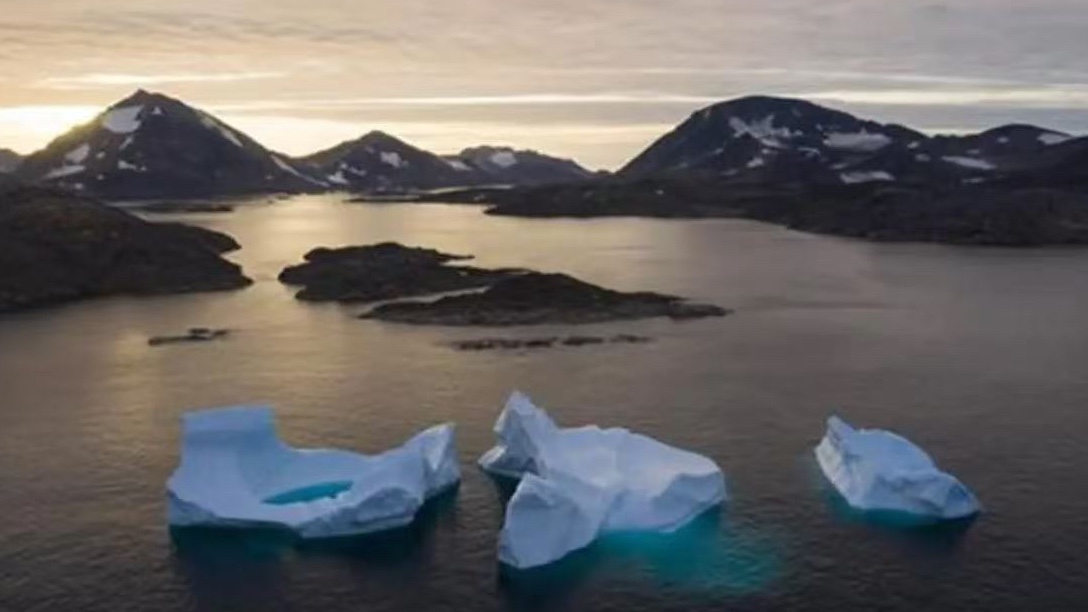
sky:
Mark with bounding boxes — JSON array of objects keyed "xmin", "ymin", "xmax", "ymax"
[{"xmin": 2, "ymin": 0, "xmax": 1088, "ymax": 169}]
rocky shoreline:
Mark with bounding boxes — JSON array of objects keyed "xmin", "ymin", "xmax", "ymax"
[
  {"xmin": 426, "ymin": 179, "xmax": 1088, "ymax": 247},
  {"xmin": 361, "ymin": 272, "xmax": 729, "ymax": 326},
  {"xmin": 0, "ymin": 186, "xmax": 251, "ymax": 313}
]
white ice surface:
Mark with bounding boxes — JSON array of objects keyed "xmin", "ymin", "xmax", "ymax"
[
  {"xmin": 480, "ymin": 392, "xmax": 727, "ymax": 569},
  {"xmin": 101, "ymin": 106, "xmax": 143, "ymax": 134},
  {"xmin": 815, "ymin": 416, "xmax": 980, "ymax": 520},
  {"xmin": 167, "ymin": 406, "xmax": 460, "ymax": 538}
]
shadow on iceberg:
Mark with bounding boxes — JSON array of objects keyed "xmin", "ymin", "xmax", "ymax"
[
  {"xmin": 169, "ymin": 486, "xmax": 460, "ymax": 566},
  {"xmin": 814, "ymin": 474, "xmax": 977, "ymax": 547},
  {"xmin": 169, "ymin": 489, "xmax": 459, "ymax": 609},
  {"xmin": 480, "ymin": 391, "xmax": 729, "ymax": 571},
  {"xmin": 497, "ymin": 508, "xmax": 781, "ymax": 609}
]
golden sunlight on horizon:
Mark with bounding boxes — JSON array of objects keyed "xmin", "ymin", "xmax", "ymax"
[{"xmin": 4, "ymin": 1, "xmax": 1088, "ymax": 167}]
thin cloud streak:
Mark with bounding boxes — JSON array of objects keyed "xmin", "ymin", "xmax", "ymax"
[{"xmin": 37, "ymin": 71, "xmax": 290, "ymax": 90}]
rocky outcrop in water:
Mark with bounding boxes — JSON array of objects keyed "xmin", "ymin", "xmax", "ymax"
[
  {"xmin": 361, "ymin": 272, "xmax": 729, "ymax": 325},
  {"xmin": 451, "ymin": 334, "xmax": 652, "ymax": 351},
  {"xmin": 278, "ymin": 242, "xmax": 523, "ymax": 303},
  {"xmin": 149, "ymin": 327, "xmax": 231, "ymax": 346},
  {"xmin": 0, "ymin": 187, "xmax": 251, "ymax": 313}
]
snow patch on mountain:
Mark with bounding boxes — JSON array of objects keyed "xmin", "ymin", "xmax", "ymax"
[
  {"xmin": 198, "ymin": 113, "xmax": 244, "ymax": 147},
  {"xmin": 101, "ymin": 106, "xmax": 143, "ymax": 134},
  {"xmin": 44, "ymin": 164, "xmax": 85, "ymax": 180},
  {"xmin": 65, "ymin": 144, "xmax": 91, "ymax": 164},
  {"xmin": 380, "ymin": 151, "xmax": 406, "ymax": 168},
  {"xmin": 823, "ymin": 131, "xmax": 892, "ymax": 152},
  {"xmin": 728, "ymin": 115, "xmax": 795, "ymax": 146},
  {"xmin": 942, "ymin": 156, "xmax": 996, "ymax": 170},
  {"xmin": 489, "ymin": 150, "xmax": 519, "ymax": 168},
  {"xmin": 1040, "ymin": 133, "xmax": 1072, "ymax": 145},
  {"xmin": 841, "ymin": 170, "xmax": 895, "ymax": 184},
  {"xmin": 447, "ymin": 159, "xmax": 472, "ymax": 172}
]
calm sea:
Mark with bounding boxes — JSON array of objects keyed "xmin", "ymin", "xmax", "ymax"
[{"xmin": 1, "ymin": 195, "xmax": 1085, "ymax": 611}]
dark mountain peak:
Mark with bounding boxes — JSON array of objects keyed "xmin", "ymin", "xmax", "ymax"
[
  {"xmin": 113, "ymin": 88, "xmax": 175, "ymax": 107},
  {"xmin": 450, "ymin": 146, "xmax": 593, "ymax": 185},
  {"xmin": 355, "ymin": 130, "xmax": 409, "ymax": 147},
  {"xmin": 0, "ymin": 148, "xmax": 21, "ymax": 173},
  {"xmin": 620, "ymin": 94, "xmax": 925, "ymax": 178},
  {"xmin": 973, "ymin": 123, "xmax": 1072, "ymax": 144},
  {"xmin": 14, "ymin": 91, "xmax": 322, "ymax": 199}
]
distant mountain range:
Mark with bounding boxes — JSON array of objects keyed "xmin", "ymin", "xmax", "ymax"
[
  {"xmin": 619, "ymin": 95, "xmax": 1080, "ymax": 188},
  {"xmin": 11, "ymin": 90, "xmax": 594, "ymax": 200},
  {"xmin": 7, "ymin": 91, "xmax": 1088, "ymax": 202}
]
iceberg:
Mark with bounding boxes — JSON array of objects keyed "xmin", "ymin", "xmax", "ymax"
[
  {"xmin": 815, "ymin": 416, "xmax": 980, "ymax": 521},
  {"xmin": 167, "ymin": 406, "xmax": 459, "ymax": 538},
  {"xmin": 480, "ymin": 392, "xmax": 727, "ymax": 569}
]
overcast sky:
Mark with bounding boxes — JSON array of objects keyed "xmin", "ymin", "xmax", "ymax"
[{"xmin": 3, "ymin": 0, "xmax": 1088, "ymax": 168}]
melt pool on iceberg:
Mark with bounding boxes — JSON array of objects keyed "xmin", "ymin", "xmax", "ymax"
[
  {"xmin": 479, "ymin": 391, "xmax": 727, "ymax": 569},
  {"xmin": 815, "ymin": 415, "xmax": 980, "ymax": 521},
  {"xmin": 166, "ymin": 406, "xmax": 460, "ymax": 538}
]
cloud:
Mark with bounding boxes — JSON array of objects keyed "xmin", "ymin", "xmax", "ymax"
[
  {"xmin": 36, "ymin": 71, "xmax": 290, "ymax": 90},
  {"xmin": 799, "ymin": 87, "xmax": 1088, "ymax": 108}
]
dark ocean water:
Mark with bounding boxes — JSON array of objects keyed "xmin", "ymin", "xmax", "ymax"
[{"xmin": 1, "ymin": 195, "xmax": 1086, "ymax": 611}]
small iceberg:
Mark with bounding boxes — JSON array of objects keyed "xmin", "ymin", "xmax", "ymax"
[
  {"xmin": 167, "ymin": 406, "xmax": 459, "ymax": 538},
  {"xmin": 815, "ymin": 416, "xmax": 980, "ymax": 521},
  {"xmin": 480, "ymin": 392, "xmax": 727, "ymax": 569}
]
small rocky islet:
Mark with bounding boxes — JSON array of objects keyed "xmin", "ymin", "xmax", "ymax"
[
  {"xmin": 277, "ymin": 242, "xmax": 524, "ymax": 303},
  {"xmin": 361, "ymin": 272, "xmax": 729, "ymax": 326},
  {"xmin": 277, "ymin": 242, "xmax": 729, "ymax": 328}
]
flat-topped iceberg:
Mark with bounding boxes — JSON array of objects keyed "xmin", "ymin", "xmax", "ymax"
[
  {"xmin": 480, "ymin": 392, "xmax": 727, "ymax": 569},
  {"xmin": 167, "ymin": 406, "xmax": 459, "ymax": 538},
  {"xmin": 815, "ymin": 416, "xmax": 980, "ymax": 521}
]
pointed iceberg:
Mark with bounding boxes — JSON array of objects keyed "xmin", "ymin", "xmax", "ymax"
[
  {"xmin": 481, "ymin": 392, "xmax": 727, "ymax": 569},
  {"xmin": 167, "ymin": 406, "xmax": 459, "ymax": 538},
  {"xmin": 815, "ymin": 416, "xmax": 980, "ymax": 521}
]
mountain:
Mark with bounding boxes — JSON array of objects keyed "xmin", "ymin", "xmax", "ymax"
[
  {"xmin": 619, "ymin": 95, "xmax": 923, "ymax": 181},
  {"xmin": 618, "ymin": 95, "xmax": 1078, "ymax": 187},
  {"xmin": 0, "ymin": 185, "xmax": 251, "ymax": 312},
  {"xmin": 0, "ymin": 149, "xmax": 21, "ymax": 173},
  {"xmin": 15, "ymin": 90, "xmax": 324, "ymax": 200},
  {"xmin": 300, "ymin": 133, "xmax": 594, "ymax": 193},
  {"xmin": 298, "ymin": 131, "xmax": 469, "ymax": 193},
  {"xmin": 445, "ymin": 146, "xmax": 594, "ymax": 186}
]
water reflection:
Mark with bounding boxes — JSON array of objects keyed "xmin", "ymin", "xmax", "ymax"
[
  {"xmin": 489, "ymin": 469, "xmax": 781, "ymax": 609},
  {"xmin": 170, "ymin": 488, "xmax": 459, "ymax": 606},
  {"xmin": 806, "ymin": 456, "xmax": 977, "ymax": 553}
]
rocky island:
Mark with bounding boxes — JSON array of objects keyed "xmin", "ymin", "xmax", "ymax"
[
  {"xmin": 0, "ymin": 184, "xmax": 251, "ymax": 313},
  {"xmin": 360, "ymin": 272, "xmax": 729, "ymax": 325},
  {"xmin": 278, "ymin": 242, "xmax": 523, "ymax": 302}
]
